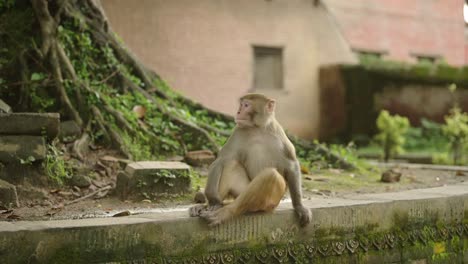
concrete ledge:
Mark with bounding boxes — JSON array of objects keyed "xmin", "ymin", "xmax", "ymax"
[
  {"xmin": 0, "ymin": 113, "xmax": 59, "ymax": 139},
  {"xmin": 1, "ymin": 183, "xmax": 468, "ymax": 263}
]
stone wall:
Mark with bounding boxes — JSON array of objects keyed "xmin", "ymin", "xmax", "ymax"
[{"xmin": 319, "ymin": 64, "xmax": 468, "ymax": 141}]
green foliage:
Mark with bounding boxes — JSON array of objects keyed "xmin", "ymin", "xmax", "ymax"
[
  {"xmin": 44, "ymin": 143, "xmax": 72, "ymax": 185},
  {"xmin": 0, "ymin": 0, "xmax": 15, "ymax": 12},
  {"xmin": 404, "ymin": 118, "xmax": 448, "ymax": 152},
  {"xmin": 442, "ymin": 107, "xmax": 468, "ymax": 165},
  {"xmin": 374, "ymin": 110, "xmax": 410, "ymax": 162},
  {"xmin": 329, "ymin": 143, "xmax": 368, "ymax": 171}
]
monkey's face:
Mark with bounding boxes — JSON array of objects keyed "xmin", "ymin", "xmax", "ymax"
[{"xmin": 235, "ymin": 99, "xmax": 255, "ymax": 128}]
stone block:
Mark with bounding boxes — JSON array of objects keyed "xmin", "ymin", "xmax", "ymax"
[
  {"xmin": 184, "ymin": 150, "xmax": 215, "ymax": 167},
  {"xmin": 0, "ymin": 113, "xmax": 60, "ymax": 139},
  {"xmin": 0, "ymin": 99, "xmax": 11, "ymax": 113},
  {"xmin": 59, "ymin": 120, "xmax": 81, "ymax": 142},
  {"xmin": 0, "ymin": 163, "xmax": 46, "ymax": 185},
  {"xmin": 0, "ymin": 179, "xmax": 19, "ymax": 207},
  {"xmin": 0, "ymin": 136, "xmax": 46, "ymax": 163},
  {"xmin": 116, "ymin": 161, "xmax": 191, "ymax": 200}
]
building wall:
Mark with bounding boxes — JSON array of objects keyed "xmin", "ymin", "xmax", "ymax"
[
  {"xmin": 100, "ymin": 0, "xmax": 356, "ymax": 139},
  {"xmin": 324, "ymin": 0, "xmax": 466, "ymax": 66}
]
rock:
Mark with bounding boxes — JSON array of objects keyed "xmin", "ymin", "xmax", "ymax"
[
  {"xmin": 194, "ymin": 191, "xmax": 206, "ymax": 204},
  {"xmin": 0, "ymin": 99, "xmax": 11, "ymax": 113},
  {"xmin": 59, "ymin": 120, "xmax": 81, "ymax": 143},
  {"xmin": 184, "ymin": 150, "xmax": 215, "ymax": 167},
  {"xmin": 70, "ymin": 174, "xmax": 92, "ymax": 188},
  {"xmin": 116, "ymin": 161, "xmax": 192, "ymax": 200},
  {"xmin": 0, "ymin": 136, "xmax": 46, "ymax": 164},
  {"xmin": 0, "ymin": 179, "xmax": 19, "ymax": 207},
  {"xmin": 0, "ymin": 113, "xmax": 60, "ymax": 140},
  {"xmin": 16, "ymin": 185, "xmax": 48, "ymax": 200},
  {"xmin": 0, "ymin": 163, "xmax": 46, "ymax": 185},
  {"xmin": 381, "ymin": 168, "xmax": 402, "ymax": 183}
]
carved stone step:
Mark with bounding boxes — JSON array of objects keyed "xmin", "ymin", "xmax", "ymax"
[
  {"xmin": 116, "ymin": 161, "xmax": 192, "ymax": 200},
  {"xmin": 0, "ymin": 113, "xmax": 60, "ymax": 139}
]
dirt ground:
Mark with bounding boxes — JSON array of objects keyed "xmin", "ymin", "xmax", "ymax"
[{"xmin": 1, "ymin": 164, "xmax": 467, "ymax": 222}]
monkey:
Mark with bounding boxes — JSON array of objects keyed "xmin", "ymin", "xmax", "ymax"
[{"xmin": 189, "ymin": 93, "xmax": 311, "ymax": 227}]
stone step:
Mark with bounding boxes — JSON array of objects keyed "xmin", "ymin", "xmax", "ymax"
[
  {"xmin": 116, "ymin": 161, "xmax": 192, "ymax": 200},
  {"xmin": 0, "ymin": 136, "xmax": 46, "ymax": 163},
  {"xmin": 1, "ymin": 183, "xmax": 467, "ymax": 263},
  {"xmin": 0, "ymin": 179, "xmax": 18, "ymax": 207},
  {"xmin": 0, "ymin": 113, "xmax": 60, "ymax": 139}
]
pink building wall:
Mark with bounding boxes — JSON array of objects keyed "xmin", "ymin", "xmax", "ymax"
[{"xmin": 325, "ymin": 0, "xmax": 466, "ymax": 65}]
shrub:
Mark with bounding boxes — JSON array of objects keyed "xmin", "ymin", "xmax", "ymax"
[{"xmin": 374, "ymin": 110, "xmax": 410, "ymax": 162}]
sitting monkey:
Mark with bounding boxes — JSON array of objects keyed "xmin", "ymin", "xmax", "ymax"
[{"xmin": 189, "ymin": 93, "xmax": 311, "ymax": 226}]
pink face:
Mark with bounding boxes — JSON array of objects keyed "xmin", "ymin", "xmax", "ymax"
[{"xmin": 235, "ymin": 99, "xmax": 254, "ymax": 127}]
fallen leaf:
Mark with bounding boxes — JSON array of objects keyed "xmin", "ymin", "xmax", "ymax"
[
  {"xmin": 113, "ymin": 210, "xmax": 131, "ymax": 217},
  {"xmin": 132, "ymin": 105, "xmax": 146, "ymax": 119}
]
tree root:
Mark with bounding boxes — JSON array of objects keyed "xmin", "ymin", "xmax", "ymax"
[{"xmin": 65, "ymin": 185, "xmax": 112, "ymax": 206}]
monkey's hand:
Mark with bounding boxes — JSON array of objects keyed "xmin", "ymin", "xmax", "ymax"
[
  {"xmin": 295, "ymin": 205, "xmax": 311, "ymax": 227},
  {"xmin": 189, "ymin": 204, "xmax": 223, "ymax": 217}
]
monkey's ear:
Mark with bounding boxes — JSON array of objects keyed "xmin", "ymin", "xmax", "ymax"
[{"xmin": 266, "ymin": 99, "xmax": 276, "ymax": 113}]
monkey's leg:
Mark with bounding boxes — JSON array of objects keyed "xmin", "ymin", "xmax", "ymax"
[
  {"xmin": 218, "ymin": 160, "xmax": 249, "ymax": 200},
  {"xmin": 190, "ymin": 160, "xmax": 248, "ymax": 217},
  {"xmin": 203, "ymin": 168, "xmax": 286, "ymax": 226}
]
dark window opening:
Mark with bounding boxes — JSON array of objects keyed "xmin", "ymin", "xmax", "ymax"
[{"xmin": 253, "ymin": 46, "xmax": 283, "ymax": 90}]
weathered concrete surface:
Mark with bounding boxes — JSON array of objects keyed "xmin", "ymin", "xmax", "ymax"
[
  {"xmin": 0, "ymin": 136, "xmax": 46, "ymax": 163},
  {"xmin": 0, "ymin": 179, "xmax": 18, "ymax": 207},
  {"xmin": 1, "ymin": 183, "xmax": 468, "ymax": 263},
  {"xmin": 116, "ymin": 161, "xmax": 192, "ymax": 200},
  {"xmin": 0, "ymin": 113, "xmax": 59, "ymax": 139}
]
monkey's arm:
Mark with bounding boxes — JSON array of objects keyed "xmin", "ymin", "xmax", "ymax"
[{"xmin": 285, "ymin": 160, "xmax": 311, "ymax": 226}]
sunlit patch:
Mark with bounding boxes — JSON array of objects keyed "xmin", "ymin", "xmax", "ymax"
[{"xmin": 464, "ymin": 3, "xmax": 468, "ymax": 24}]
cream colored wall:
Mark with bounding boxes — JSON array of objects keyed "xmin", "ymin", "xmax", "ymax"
[{"xmin": 101, "ymin": 0, "xmax": 355, "ymax": 139}]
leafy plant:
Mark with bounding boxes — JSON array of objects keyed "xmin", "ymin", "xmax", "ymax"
[
  {"xmin": 374, "ymin": 110, "xmax": 410, "ymax": 162},
  {"xmin": 442, "ymin": 107, "xmax": 468, "ymax": 165},
  {"xmin": 44, "ymin": 143, "xmax": 72, "ymax": 185}
]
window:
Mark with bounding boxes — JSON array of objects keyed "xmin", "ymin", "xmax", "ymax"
[
  {"xmin": 253, "ymin": 46, "xmax": 283, "ymax": 90},
  {"xmin": 354, "ymin": 50, "xmax": 386, "ymax": 62},
  {"xmin": 411, "ymin": 53, "xmax": 442, "ymax": 64}
]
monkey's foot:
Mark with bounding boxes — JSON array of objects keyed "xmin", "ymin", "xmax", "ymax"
[
  {"xmin": 189, "ymin": 204, "xmax": 223, "ymax": 217},
  {"xmin": 200, "ymin": 206, "xmax": 234, "ymax": 226},
  {"xmin": 188, "ymin": 204, "xmax": 206, "ymax": 217}
]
